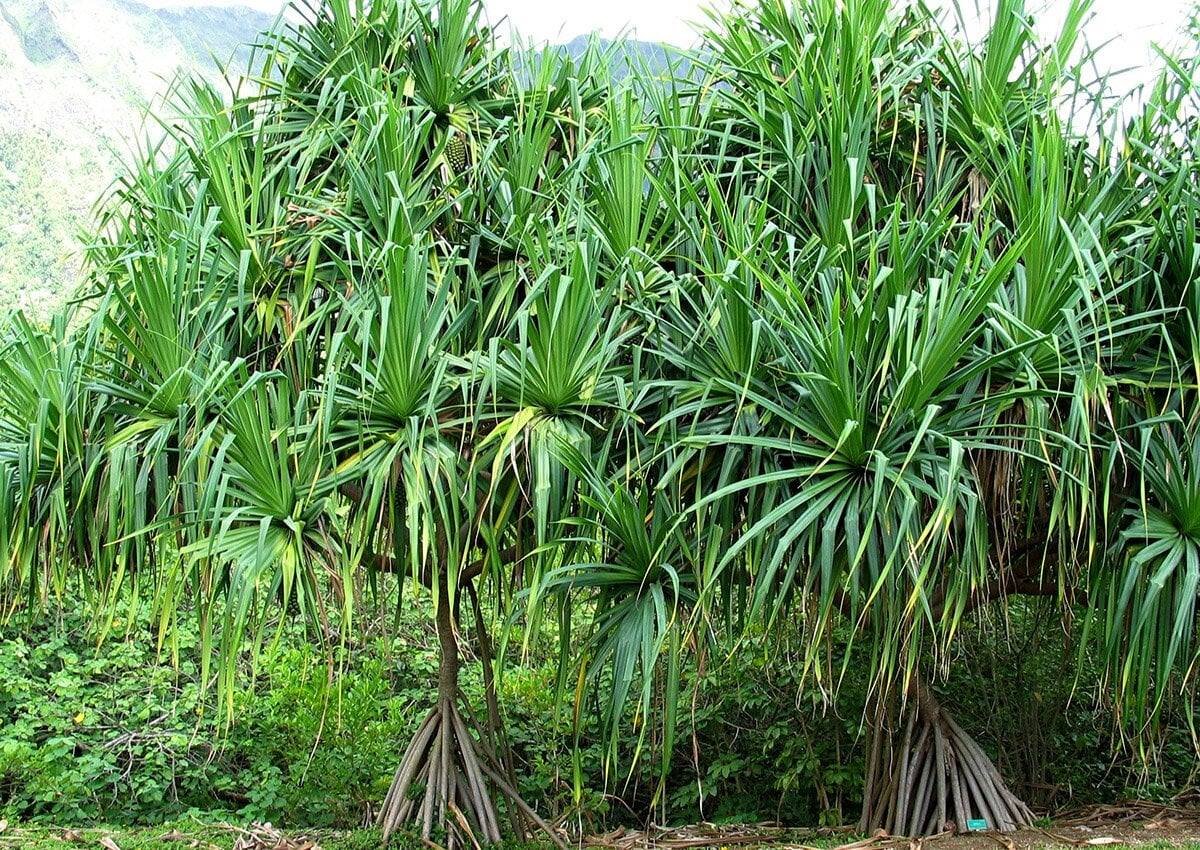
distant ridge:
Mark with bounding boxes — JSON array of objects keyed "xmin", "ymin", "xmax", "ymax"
[{"xmin": 557, "ymin": 34, "xmax": 687, "ymax": 80}]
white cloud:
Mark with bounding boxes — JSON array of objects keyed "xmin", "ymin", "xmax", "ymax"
[
  {"xmin": 934, "ymin": 0, "xmax": 1191, "ymax": 75},
  {"xmin": 483, "ymin": 0, "xmax": 722, "ymax": 46},
  {"xmin": 139, "ymin": 0, "xmax": 287, "ymax": 11},
  {"xmin": 143, "ymin": 0, "xmax": 1196, "ymax": 86},
  {"xmin": 482, "ymin": 0, "xmax": 1194, "ymax": 61}
]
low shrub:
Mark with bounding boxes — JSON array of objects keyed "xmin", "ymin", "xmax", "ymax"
[{"xmin": 1, "ymin": 601, "xmax": 1194, "ymax": 828}]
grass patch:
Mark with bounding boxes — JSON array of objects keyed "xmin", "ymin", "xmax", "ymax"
[
  {"xmin": 0, "ymin": 822, "xmax": 384, "ymax": 850},
  {"xmin": 3, "ymin": 826, "xmax": 1199, "ymax": 850}
]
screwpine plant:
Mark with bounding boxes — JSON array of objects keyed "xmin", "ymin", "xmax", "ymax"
[{"xmin": 2, "ymin": 0, "xmax": 1200, "ymax": 842}]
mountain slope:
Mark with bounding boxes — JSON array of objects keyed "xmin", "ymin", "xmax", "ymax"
[
  {"xmin": 0, "ymin": 0, "xmax": 273, "ymax": 317},
  {"xmin": 558, "ymin": 34, "xmax": 690, "ymax": 80},
  {"xmin": 0, "ymin": 3, "xmax": 676, "ymax": 319}
]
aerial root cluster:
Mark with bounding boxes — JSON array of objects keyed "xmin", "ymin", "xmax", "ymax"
[
  {"xmin": 378, "ymin": 695, "xmax": 565, "ymax": 849},
  {"xmin": 378, "ymin": 696, "xmax": 500, "ymax": 847},
  {"xmin": 861, "ymin": 685, "xmax": 1034, "ymax": 837}
]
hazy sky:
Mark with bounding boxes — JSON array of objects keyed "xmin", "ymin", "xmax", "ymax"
[{"xmin": 141, "ymin": 0, "xmax": 1196, "ymax": 88}]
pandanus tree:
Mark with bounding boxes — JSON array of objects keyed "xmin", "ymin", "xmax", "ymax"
[
  {"xmin": 536, "ymin": 0, "xmax": 1200, "ymax": 837},
  {"xmin": 1, "ymin": 0, "xmax": 623, "ymax": 843},
  {"xmin": 2, "ymin": 0, "xmax": 1200, "ymax": 843}
]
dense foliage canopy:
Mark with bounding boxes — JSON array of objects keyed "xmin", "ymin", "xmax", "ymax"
[{"xmin": 2, "ymin": 0, "xmax": 1199, "ymax": 839}]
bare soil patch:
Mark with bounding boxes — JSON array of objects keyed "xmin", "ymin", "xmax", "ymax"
[{"xmin": 576, "ymin": 797, "xmax": 1200, "ymax": 850}]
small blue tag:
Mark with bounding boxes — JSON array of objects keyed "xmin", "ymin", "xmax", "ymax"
[{"xmin": 967, "ymin": 819, "xmax": 989, "ymax": 832}]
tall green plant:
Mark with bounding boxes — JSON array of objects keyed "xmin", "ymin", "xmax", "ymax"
[{"xmin": 3, "ymin": 0, "xmax": 1200, "ymax": 842}]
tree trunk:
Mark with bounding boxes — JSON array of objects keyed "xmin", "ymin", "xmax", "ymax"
[
  {"xmin": 377, "ymin": 574, "xmax": 503, "ymax": 846},
  {"xmin": 468, "ymin": 582, "xmax": 526, "ymax": 840},
  {"xmin": 859, "ymin": 680, "xmax": 1034, "ymax": 837},
  {"xmin": 377, "ymin": 574, "xmax": 566, "ymax": 849}
]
